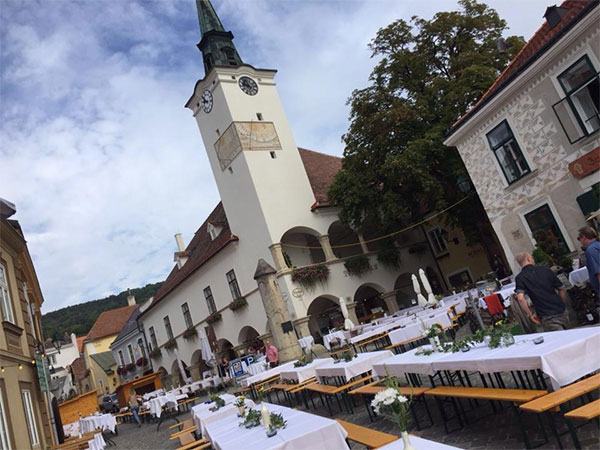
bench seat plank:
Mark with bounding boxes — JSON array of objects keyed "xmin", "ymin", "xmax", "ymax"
[
  {"xmin": 426, "ymin": 386, "xmax": 546, "ymax": 403},
  {"xmin": 520, "ymin": 373, "xmax": 600, "ymax": 413},
  {"xmin": 564, "ymin": 399, "xmax": 600, "ymax": 421},
  {"xmin": 336, "ymin": 419, "xmax": 399, "ymax": 449}
]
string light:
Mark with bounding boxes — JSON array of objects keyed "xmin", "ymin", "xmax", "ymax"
[
  {"xmin": 18, "ymin": 364, "xmax": 23, "ymax": 370},
  {"xmin": 31, "ymin": 359, "xmax": 36, "ymax": 365},
  {"xmin": 0, "ymin": 367, "xmax": 4, "ymax": 373}
]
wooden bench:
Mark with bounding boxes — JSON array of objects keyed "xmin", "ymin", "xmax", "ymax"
[
  {"xmin": 564, "ymin": 399, "xmax": 600, "ymax": 421},
  {"xmin": 520, "ymin": 373, "xmax": 600, "ymax": 449},
  {"xmin": 384, "ymin": 335, "xmax": 424, "ymax": 354},
  {"xmin": 305, "ymin": 376, "xmax": 373, "ymax": 415},
  {"xmin": 336, "ymin": 419, "xmax": 398, "ymax": 449},
  {"xmin": 356, "ymin": 333, "xmax": 389, "ymax": 352}
]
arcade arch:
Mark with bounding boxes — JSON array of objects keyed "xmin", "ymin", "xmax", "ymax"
[
  {"xmin": 306, "ymin": 295, "xmax": 340, "ymax": 338},
  {"xmin": 353, "ymin": 283, "xmax": 386, "ymax": 320},
  {"xmin": 327, "ymin": 221, "xmax": 362, "ymax": 259},
  {"xmin": 280, "ymin": 226, "xmax": 325, "ymax": 267}
]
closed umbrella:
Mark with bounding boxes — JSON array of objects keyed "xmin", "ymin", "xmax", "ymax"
[
  {"xmin": 339, "ymin": 297, "xmax": 355, "ymax": 330},
  {"xmin": 174, "ymin": 348, "xmax": 192, "ymax": 385},
  {"xmin": 412, "ymin": 274, "xmax": 428, "ymax": 307},
  {"xmin": 199, "ymin": 328, "xmax": 216, "ymax": 368},
  {"xmin": 419, "ymin": 268, "xmax": 437, "ymax": 306}
]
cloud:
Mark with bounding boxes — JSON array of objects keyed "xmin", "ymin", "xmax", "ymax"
[{"xmin": 0, "ymin": 0, "xmax": 551, "ymax": 312}]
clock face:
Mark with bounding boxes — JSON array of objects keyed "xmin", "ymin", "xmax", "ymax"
[
  {"xmin": 201, "ymin": 89, "xmax": 213, "ymax": 113},
  {"xmin": 238, "ymin": 76, "xmax": 258, "ymax": 96}
]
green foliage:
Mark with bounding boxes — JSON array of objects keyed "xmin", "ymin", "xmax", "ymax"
[
  {"xmin": 164, "ymin": 338, "xmax": 177, "ymax": 350},
  {"xmin": 532, "ymin": 247, "xmax": 553, "ymax": 266},
  {"xmin": 291, "ymin": 264, "xmax": 330, "ymax": 291},
  {"xmin": 206, "ymin": 312, "xmax": 222, "ymax": 324},
  {"xmin": 269, "ymin": 412, "xmax": 287, "ymax": 431},
  {"xmin": 532, "ymin": 230, "xmax": 571, "ymax": 268},
  {"xmin": 183, "ymin": 327, "xmax": 198, "ymax": 340},
  {"xmin": 239, "ymin": 408, "xmax": 261, "ymax": 428},
  {"xmin": 327, "ymin": 0, "xmax": 525, "ymax": 245},
  {"xmin": 377, "ymin": 244, "xmax": 401, "ymax": 269},
  {"xmin": 343, "ymin": 255, "xmax": 372, "ymax": 277},
  {"xmin": 229, "ymin": 297, "xmax": 248, "ymax": 311},
  {"xmin": 42, "ymin": 282, "xmax": 163, "ymax": 339}
]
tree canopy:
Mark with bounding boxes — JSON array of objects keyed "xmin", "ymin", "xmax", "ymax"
[{"xmin": 328, "ymin": 0, "xmax": 525, "ymax": 242}]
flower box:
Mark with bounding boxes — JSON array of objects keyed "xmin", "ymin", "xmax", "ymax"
[
  {"xmin": 135, "ymin": 357, "xmax": 146, "ymax": 367},
  {"xmin": 206, "ymin": 312, "xmax": 222, "ymax": 324},
  {"xmin": 343, "ymin": 255, "xmax": 372, "ymax": 277},
  {"xmin": 229, "ymin": 297, "xmax": 248, "ymax": 312},
  {"xmin": 291, "ymin": 264, "xmax": 330, "ymax": 291},
  {"xmin": 164, "ymin": 338, "xmax": 177, "ymax": 350},
  {"xmin": 377, "ymin": 246, "xmax": 401, "ymax": 269},
  {"xmin": 183, "ymin": 327, "xmax": 198, "ymax": 340},
  {"xmin": 149, "ymin": 348, "xmax": 162, "ymax": 359}
]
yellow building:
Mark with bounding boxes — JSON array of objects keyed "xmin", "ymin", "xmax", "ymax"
[
  {"xmin": 82, "ymin": 304, "xmax": 137, "ymax": 395},
  {"xmin": 0, "ymin": 199, "xmax": 55, "ymax": 448}
]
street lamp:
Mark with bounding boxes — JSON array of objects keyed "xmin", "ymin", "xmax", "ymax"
[{"xmin": 456, "ymin": 174, "xmax": 472, "ymax": 194}]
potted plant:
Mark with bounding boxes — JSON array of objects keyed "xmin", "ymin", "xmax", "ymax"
[
  {"xmin": 149, "ymin": 347, "xmax": 162, "ymax": 359},
  {"xmin": 183, "ymin": 327, "xmax": 198, "ymax": 340},
  {"xmin": 164, "ymin": 338, "xmax": 177, "ymax": 350},
  {"xmin": 377, "ymin": 246, "xmax": 401, "ymax": 269},
  {"xmin": 370, "ymin": 377, "xmax": 413, "ymax": 449},
  {"xmin": 229, "ymin": 297, "xmax": 248, "ymax": 312},
  {"xmin": 206, "ymin": 312, "xmax": 222, "ymax": 324},
  {"xmin": 235, "ymin": 395, "xmax": 247, "ymax": 417},
  {"xmin": 291, "ymin": 264, "xmax": 330, "ymax": 291},
  {"xmin": 343, "ymin": 255, "xmax": 372, "ymax": 277},
  {"xmin": 266, "ymin": 412, "xmax": 287, "ymax": 437},
  {"xmin": 135, "ymin": 357, "xmax": 146, "ymax": 367}
]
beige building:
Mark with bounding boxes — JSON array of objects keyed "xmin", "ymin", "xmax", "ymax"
[
  {"xmin": 445, "ymin": 0, "xmax": 600, "ymax": 273},
  {"xmin": 0, "ymin": 198, "xmax": 55, "ymax": 449}
]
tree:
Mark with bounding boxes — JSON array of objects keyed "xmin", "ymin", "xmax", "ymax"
[{"xmin": 328, "ymin": 0, "xmax": 525, "ymax": 259}]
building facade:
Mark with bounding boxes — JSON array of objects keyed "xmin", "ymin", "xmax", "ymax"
[
  {"xmin": 445, "ymin": 0, "xmax": 599, "ymax": 274},
  {"xmin": 46, "ymin": 333, "xmax": 80, "ymax": 401},
  {"xmin": 138, "ymin": 0, "xmax": 497, "ymax": 386},
  {"xmin": 0, "ymin": 199, "xmax": 55, "ymax": 449}
]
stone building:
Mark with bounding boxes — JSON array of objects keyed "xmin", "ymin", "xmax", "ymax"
[
  {"xmin": 0, "ymin": 198, "xmax": 55, "ymax": 448},
  {"xmin": 137, "ymin": 0, "xmax": 496, "ymax": 385},
  {"xmin": 445, "ymin": 0, "xmax": 599, "ymax": 273}
]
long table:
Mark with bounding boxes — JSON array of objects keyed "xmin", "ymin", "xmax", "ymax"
[
  {"xmin": 202, "ymin": 402, "xmax": 349, "ymax": 449},
  {"xmin": 241, "ymin": 360, "xmax": 298, "ymax": 387},
  {"xmin": 279, "ymin": 358, "xmax": 333, "ymax": 383},
  {"xmin": 316, "ymin": 351, "xmax": 393, "ymax": 383},
  {"xmin": 373, "ymin": 327, "xmax": 600, "ymax": 389},
  {"xmin": 192, "ymin": 396, "xmax": 255, "ymax": 437}
]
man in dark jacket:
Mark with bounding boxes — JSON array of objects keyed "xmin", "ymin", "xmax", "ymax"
[{"xmin": 514, "ymin": 252, "xmax": 569, "ymax": 332}]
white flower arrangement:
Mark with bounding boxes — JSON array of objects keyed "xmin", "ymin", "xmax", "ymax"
[{"xmin": 370, "ymin": 374, "xmax": 412, "ymax": 431}]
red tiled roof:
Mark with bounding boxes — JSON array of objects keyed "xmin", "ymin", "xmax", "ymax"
[
  {"xmin": 298, "ymin": 147, "xmax": 342, "ymax": 208},
  {"xmin": 71, "ymin": 356, "xmax": 88, "ymax": 381},
  {"xmin": 450, "ymin": 0, "xmax": 595, "ymax": 135},
  {"xmin": 143, "ymin": 202, "xmax": 239, "ymax": 313},
  {"xmin": 85, "ymin": 305, "xmax": 137, "ymax": 341},
  {"xmin": 76, "ymin": 335, "xmax": 86, "ymax": 353}
]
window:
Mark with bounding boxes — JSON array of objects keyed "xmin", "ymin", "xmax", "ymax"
[
  {"xmin": 226, "ymin": 270, "xmax": 241, "ymax": 300},
  {"xmin": 427, "ymin": 227, "xmax": 447, "ymax": 254},
  {"xmin": 23, "ymin": 282, "xmax": 38, "ymax": 340},
  {"xmin": 0, "ymin": 264, "xmax": 14, "ymax": 324},
  {"xmin": 98, "ymin": 379, "xmax": 103, "ymax": 388},
  {"xmin": 22, "ymin": 389, "xmax": 39, "ymax": 447},
  {"xmin": 0, "ymin": 386, "xmax": 10, "ymax": 450},
  {"xmin": 148, "ymin": 327, "xmax": 157, "ymax": 350},
  {"xmin": 222, "ymin": 46, "xmax": 237, "ymax": 65},
  {"xmin": 448, "ymin": 270, "xmax": 473, "ymax": 290},
  {"xmin": 118, "ymin": 350, "xmax": 125, "ymax": 366},
  {"xmin": 127, "ymin": 344, "xmax": 134, "ymax": 364},
  {"xmin": 204, "ymin": 287, "xmax": 216, "ymax": 315},
  {"xmin": 524, "ymin": 204, "xmax": 569, "ymax": 252},
  {"xmin": 48, "ymin": 354, "xmax": 57, "ymax": 365},
  {"xmin": 163, "ymin": 316, "xmax": 173, "ymax": 340},
  {"xmin": 181, "ymin": 303, "xmax": 193, "ymax": 329},
  {"xmin": 557, "ymin": 56, "xmax": 599, "ymax": 136},
  {"xmin": 486, "ymin": 121, "xmax": 531, "ymax": 184},
  {"xmin": 137, "ymin": 338, "xmax": 146, "ymax": 359},
  {"xmin": 207, "ymin": 223, "xmax": 220, "ymax": 240}
]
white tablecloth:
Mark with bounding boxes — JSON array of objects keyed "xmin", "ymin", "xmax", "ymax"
[
  {"xmin": 316, "ymin": 351, "xmax": 393, "ymax": 382},
  {"xmin": 145, "ymin": 393, "xmax": 186, "ymax": 418},
  {"xmin": 192, "ymin": 397, "xmax": 255, "ymax": 436},
  {"xmin": 79, "ymin": 414, "xmax": 117, "ymax": 434},
  {"xmin": 247, "ymin": 361, "xmax": 269, "ymax": 376},
  {"xmin": 569, "ymin": 267, "xmax": 589, "ymax": 285},
  {"xmin": 387, "ymin": 312, "xmax": 452, "ymax": 346},
  {"xmin": 298, "ymin": 336, "xmax": 314, "ymax": 351},
  {"xmin": 203, "ymin": 403, "xmax": 349, "ymax": 450},
  {"xmin": 86, "ymin": 432, "xmax": 107, "ymax": 450},
  {"xmin": 279, "ymin": 358, "xmax": 333, "ymax": 383},
  {"xmin": 378, "ymin": 435, "xmax": 463, "ymax": 449},
  {"xmin": 241, "ymin": 360, "xmax": 298, "ymax": 387},
  {"xmin": 323, "ymin": 331, "xmax": 347, "ymax": 350},
  {"xmin": 374, "ymin": 327, "xmax": 600, "ymax": 389},
  {"xmin": 142, "ymin": 388, "xmax": 164, "ymax": 400},
  {"xmin": 200, "ymin": 376, "xmax": 223, "ymax": 389}
]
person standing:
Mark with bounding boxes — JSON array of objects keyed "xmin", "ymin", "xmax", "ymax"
[
  {"xmin": 129, "ymin": 389, "xmax": 142, "ymax": 427},
  {"xmin": 514, "ymin": 252, "xmax": 570, "ymax": 331},
  {"xmin": 577, "ymin": 226, "xmax": 600, "ymax": 296},
  {"xmin": 265, "ymin": 340, "xmax": 279, "ymax": 368}
]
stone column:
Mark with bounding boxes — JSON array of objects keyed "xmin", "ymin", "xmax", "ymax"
[
  {"xmin": 345, "ymin": 300, "xmax": 360, "ymax": 325},
  {"xmin": 292, "ymin": 316, "xmax": 311, "ymax": 338},
  {"xmin": 232, "ymin": 343, "xmax": 249, "ymax": 357},
  {"xmin": 381, "ymin": 291, "xmax": 399, "ymax": 314},
  {"xmin": 318, "ymin": 235, "xmax": 337, "ymax": 262},
  {"xmin": 358, "ymin": 233, "xmax": 369, "ymax": 254},
  {"xmin": 258, "ymin": 332, "xmax": 272, "ymax": 348},
  {"xmin": 254, "ymin": 259, "xmax": 303, "ymax": 362},
  {"xmin": 269, "ymin": 243, "xmax": 288, "ymax": 272}
]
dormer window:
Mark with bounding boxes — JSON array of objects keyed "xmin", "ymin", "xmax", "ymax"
[{"xmin": 207, "ymin": 222, "xmax": 222, "ymax": 240}]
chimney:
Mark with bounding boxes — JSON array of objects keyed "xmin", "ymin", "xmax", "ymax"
[
  {"xmin": 544, "ymin": 5, "xmax": 568, "ymax": 28},
  {"xmin": 127, "ymin": 288, "xmax": 136, "ymax": 306},
  {"xmin": 174, "ymin": 233, "xmax": 189, "ymax": 269}
]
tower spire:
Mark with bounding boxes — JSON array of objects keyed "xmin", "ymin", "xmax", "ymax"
[{"xmin": 195, "ymin": 0, "xmax": 243, "ymax": 75}]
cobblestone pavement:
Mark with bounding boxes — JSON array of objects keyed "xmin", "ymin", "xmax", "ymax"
[{"xmin": 109, "ymin": 411, "xmax": 192, "ymax": 450}]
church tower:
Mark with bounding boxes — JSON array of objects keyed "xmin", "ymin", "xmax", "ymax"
[{"xmin": 185, "ymin": 0, "xmax": 320, "ymax": 250}]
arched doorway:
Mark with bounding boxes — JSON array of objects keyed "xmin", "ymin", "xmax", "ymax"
[
  {"xmin": 425, "ymin": 266, "xmax": 444, "ymax": 294},
  {"xmin": 354, "ymin": 284, "xmax": 386, "ymax": 321},
  {"xmin": 306, "ymin": 295, "xmax": 341, "ymax": 338},
  {"xmin": 238, "ymin": 326, "xmax": 261, "ymax": 353},
  {"xmin": 394, "ymin": 273, "xmax": 415, "ymax": 309},
  {"xmin": 157, "ymin": 366, "xmax": 169, "ymax": 389},
  {"xmin": 328, "ymin": 221, "xmax": 362, "ymax": 259},
  {"xmin": 281, "ymin": 226, "xmax": 326, "ymax": 267},
  {"xmin": 217, "ymin": 338, "xmax": 236, "ymax": 362},
  {"xmin": 190, "ymin": 349, "xmax": 211, "ymax": 381}
]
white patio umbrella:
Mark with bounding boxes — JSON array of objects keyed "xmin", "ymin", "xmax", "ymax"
[
  {"xmin": 412, "ymin": 274, "xmax": 428, "ymax": 307},
  {"xmin": 339, "ymin": 297, "xmax": 355, "ymax": 330},
  {"xmin": 174, "ymin": 348, "xmax": 192, "ymax": 385},
  {"xmin": 419, "ymin": 268, "xmax": 437, "ymax": 306},
  {"xmin": 199, "ymin": 328, "xmax": 216, "ymax": 368}
]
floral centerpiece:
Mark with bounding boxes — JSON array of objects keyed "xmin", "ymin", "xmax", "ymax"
[
  {"xmin": 209, "ymin": 393, "xmax": 225, "ymax": 411},
  {"xmin": 422, "ymin": 322, "xmax": 444, "ymax": 351},
  {"xmin": 371, "ymin": 376, "xmax": 414, "ymax": 449},
  {"xmin": 266, "ymin": 412, "xmax": 287, "ymax": 437},
  {"xmin": 294, "ymin": 354, "xmax": 314, "ymax": 368},
  {"xmin": 235, "ymin": 395, "xmax": 246, "ymax": 416},
  {"xmin": 239, "ymin": 408, "xmax": 261, "ymax": 428}
]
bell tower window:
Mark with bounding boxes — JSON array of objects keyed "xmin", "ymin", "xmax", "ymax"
[{"xmin": 222, "ymin": 47, "xmax": 237, "ymax": 65}]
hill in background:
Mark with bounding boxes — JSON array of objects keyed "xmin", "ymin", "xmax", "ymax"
[{"xmin": 42, "ymin": 282, "xmax": 163, "ymax": 339}]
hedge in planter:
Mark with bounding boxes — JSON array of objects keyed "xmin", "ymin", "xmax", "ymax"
[
  {"xmin": 291, "ymin": 264, "xmax": 330, "ymax": 291},
  {"xmin": 183, "ymin": 327, "xmax": 198, "ymax": 340},
  {"xmin": 149, "ymin": 348, "xmax": 162, "ymax": 359},
  {"xmin": 206, "ymin": 312, "xmax": 222, "ymax": 324},
  {"xmin": 164, "ymin": 338, "xmax": 177, "ymax": 350},
  {"xmin": 343, "ymin": 255, "xmax": 372, "ymax": 277},
  {"xmin": 230, "ymin": 297, "xmax": 248, "ymax": 312}
]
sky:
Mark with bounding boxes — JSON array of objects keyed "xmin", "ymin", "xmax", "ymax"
[{"xmin": 0, "ymin": 0, "xmax": 553, "ymax": 313}]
